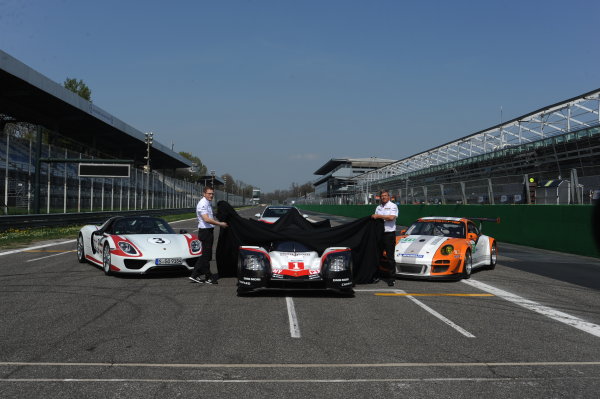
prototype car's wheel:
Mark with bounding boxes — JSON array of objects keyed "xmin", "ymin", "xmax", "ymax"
[
  {"xmin": 488, "ymin": 243, "xmax": 497, "ymax": 270},
  {"xmin": 76, "ymin": 234, "xmax": 86, "ymax": 263},
  {"xmin": 102, "ymin": 244, "xmax": 113, "ymax": 276},
  {"xmin": 461, "ymin": 251, "xmax": 472, "ymax": 279}
]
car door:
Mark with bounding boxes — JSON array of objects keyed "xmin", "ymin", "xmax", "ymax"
[{"xmin": 467, "ymin": 222, "xmax": 488, "ymax": 266}]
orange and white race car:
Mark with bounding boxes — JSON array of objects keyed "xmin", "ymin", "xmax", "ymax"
[{"xmin": 394, "ymin": 216, "xmax": 499, "ymax": 280}]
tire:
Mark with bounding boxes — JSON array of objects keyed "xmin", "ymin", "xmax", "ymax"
[
  {"xmin": 76, "ymin": 234, "xmax": 86, "ymax": 263},
  {"xmin": 488, "ymin": 243, "xmax": 497, "ymax": 270},
  {"xmin": 462, "ymin": 251, "xmax": 472, "ymax": 279},
  {"xmin": 102, "ymin": 244, "xmax": 113, "ymax": 276}
]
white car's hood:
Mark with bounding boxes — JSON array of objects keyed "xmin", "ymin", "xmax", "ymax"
[
  {"xmin": 120, "ymin": 234, "xmax": 192, "ymax": 257},
  {"xmin": 395, "ymin": 235, "xmax": 449, "ymax": 264}
]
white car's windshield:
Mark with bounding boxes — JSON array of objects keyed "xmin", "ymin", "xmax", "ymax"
[
  {"xmin": 406, "ymin": 221, "xmax": 464, "ymax": 238},
  {"xmin": 111, "ymin": 217, "xmax": 175, "ymax": 235}
]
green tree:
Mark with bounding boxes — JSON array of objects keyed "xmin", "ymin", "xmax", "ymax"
[
  {"xmin": 63, "ymin": 78, "xmax": 92, "ymax": 101},
  {"xmin": 177, "ymin": 152, "xmax": 208, "ymax": 182}
]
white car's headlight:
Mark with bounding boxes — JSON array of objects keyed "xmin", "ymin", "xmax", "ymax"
[
  {"xmin": 190, "ymin": 240, "xmax": 201, "ymax": 253},
  {"xmin": 118, "ymin": 241, "xmax": 138, "ymax": 255}
]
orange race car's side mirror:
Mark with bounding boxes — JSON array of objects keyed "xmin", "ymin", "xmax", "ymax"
[{"xmin": 467, "ymin": 232, "xmax": 478, "ymax": 241}]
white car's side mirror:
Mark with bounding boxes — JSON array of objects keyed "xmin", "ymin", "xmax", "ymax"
[
  {"xmin": 255, "ymin": 213, "xmax": 261, "ymax": 218},
  {"xmin": 303, "ymin": 214, "xmax": 309, "ymax": 218}
]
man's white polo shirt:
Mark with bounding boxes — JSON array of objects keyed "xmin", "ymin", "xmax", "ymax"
[
  {"xmin": 375, "ymin": 201, "xmax": 398, "ymax": 232},
  {"xmin": 196, "ymin": 197, "xmax": 214, "ymax": 229}
]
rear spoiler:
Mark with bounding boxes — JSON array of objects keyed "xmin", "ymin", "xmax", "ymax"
[
  {"xmin": 469, "ymin": 217, "xmax": 501, "ymax": 224},
  {"xmin": 469, "ymin": 217, "xmax": 500, "ymax": 233}
]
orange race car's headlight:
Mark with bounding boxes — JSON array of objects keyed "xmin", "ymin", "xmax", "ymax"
[{"xmin": 440, "ymin": 245, "xmax": 454, "ymax": 255}]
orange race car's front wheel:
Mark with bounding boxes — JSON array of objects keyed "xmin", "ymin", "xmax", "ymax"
[{"xmin": 461, "ymin": 251, "xmax": 472, "ymax": 279}]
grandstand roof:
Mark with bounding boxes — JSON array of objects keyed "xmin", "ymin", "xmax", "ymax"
[
  {"xmin": 314, "ymin": 157, "xmax": 397, "ymax": 175},
  {"xmin": 0, "ymin": 50, "xmax": 191, "ymax": 169}
]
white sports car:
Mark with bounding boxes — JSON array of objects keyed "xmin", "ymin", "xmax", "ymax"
[
  {"xmin": 254, "ymin": 206, "xmax": 309, "ymax": 224},
  {"xmin": 237, "ymin": 241, "xmax": 353, "ymax": 295},
  {"xmin": 77, "ymin": 216, "xmax": 202, "ymax": 275}
]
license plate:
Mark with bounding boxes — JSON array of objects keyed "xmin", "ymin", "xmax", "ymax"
[{"xmin": 155, "ymin": 257, "xmax": 183, "ymax": 265}]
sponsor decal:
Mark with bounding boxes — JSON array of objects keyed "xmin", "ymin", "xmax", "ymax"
[
  {"xmin": 400, "ymin": 238, "xmax": 416, "ymax": 243},
  {"xmin": 332, "ymin": 278, "xmax": 350, "ymax": 282},
  {"xmin": 243, "ymin": 277, "xmax": 261, "ymax": 281},
  {"xmin": 288, "ymin": 261, "xmax": 305, "ymax": 270}
]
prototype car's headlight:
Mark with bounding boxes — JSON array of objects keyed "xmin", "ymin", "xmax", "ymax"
[
  {"xmin": 244, "ymin": 255, "xmax": 265, "ymax": 271},
  {"xmin": 328, "ymin": 256, "xmax": 347, "ymax": 272},
  {"xmin": 440, "ymin": 245, "xmax": 454, "ymax": 255},
  {"xmin": 190, "ymin": 240, "xmax": 201, "ymax": 253},
  {"xmin": 323, "ymin": 252, "xmax": 352, "ymax": 273},
  {"xmin": 118, "ymin": 241, "xmax": 138, "ymax": 255}
]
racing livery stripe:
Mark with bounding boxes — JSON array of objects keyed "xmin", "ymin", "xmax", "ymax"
[{"xmin": 398, "ymin": 236, "xmax": 446, "ymax": 264}]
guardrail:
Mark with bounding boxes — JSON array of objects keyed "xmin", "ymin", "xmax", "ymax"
[{"xmin": 0, "ymin": 208, "xmax": 195, "ymax": 231}]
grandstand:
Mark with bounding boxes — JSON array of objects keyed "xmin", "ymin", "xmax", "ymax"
[
  {"xmin": 313, "ymin": 88, "xmax": 600, "ymax": 205},
  {"xmin": 0, "ymin": 50, "xmax": 245, "ymax": 214}
]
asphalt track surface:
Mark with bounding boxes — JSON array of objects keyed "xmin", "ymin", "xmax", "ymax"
[{"xmin": 1, "ymin": 206, "xmax": 599, "ymax": 398}]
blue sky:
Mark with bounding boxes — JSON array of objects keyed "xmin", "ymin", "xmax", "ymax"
[{"xmin": 1, "ymin": 0, "xmax": 598, "ymax": 192}]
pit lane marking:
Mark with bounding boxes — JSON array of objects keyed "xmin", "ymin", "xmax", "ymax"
[
  {"xmin": 25, "ymin": 250, "xmax": 76, "ymax": 262},
  {"xmin": 286, "ymin": 297, "xmax": 301, "ymax": 338},
  {"xmin": 463, "ymin": 279, "xmax": 600, "ymax": 338}
]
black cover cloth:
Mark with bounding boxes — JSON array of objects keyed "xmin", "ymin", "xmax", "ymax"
[{"xmin": 215, "ymin": 201, "xmax": 384, "ymax": 283}]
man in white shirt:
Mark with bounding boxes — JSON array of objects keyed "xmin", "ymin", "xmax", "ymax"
[
  {"xmin": 371, "ymin": 190, "xmax": 398, "ymax": 286},
  {"xmin": 189, "ymin": 186, "xmax": 227, "ymax": 284}
]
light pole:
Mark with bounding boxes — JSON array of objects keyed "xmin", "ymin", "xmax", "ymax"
[
  {"xmin": 144, "ymin": 132, "xmax": 153, "ymax": 209},
  {"xmin": 210, "ymin": 170, "xmax": 215, "ymax": 188}
]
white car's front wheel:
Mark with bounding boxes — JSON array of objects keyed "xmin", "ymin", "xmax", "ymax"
[
  {"xmin": 77, "ymin": 234, "xmax": 86, "ymax": 263},
  {"xmin": 102, "ymin": 245, "xmax": 112, "ymax": 276}
]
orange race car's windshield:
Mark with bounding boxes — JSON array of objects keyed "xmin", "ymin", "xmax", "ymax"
[{"xmin": 406, "ymin": 221, "xmax": 465, "ymax": 238}]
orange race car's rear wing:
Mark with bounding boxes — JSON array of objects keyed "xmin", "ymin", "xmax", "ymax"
[
  {"xmin": 469, "ymin": 217, "xmax": 501, "ymax": 224},
  {"xmin": 469, "ymin": 217, "xmax": 500, "ymax": 233}
]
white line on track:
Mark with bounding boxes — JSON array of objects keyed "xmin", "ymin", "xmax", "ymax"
[
  {"xmin": 463, "ymin": 279, "xmax": 600, "ymax": 338},
  {"xmin": 26, "ymin": 251, "xmax": 74, "ymax": 262},
  {"xmin": 394, "ymin": 289, "xmax": 476, "ymax": 338},
  {"xmin": 0, "ymin": 240, "xmax": 75, "ymax": 257},
  {"xmin": 286, "ymin": 297, "xmax": 301, "ymax": 338},
  {"xmin": 2, "ymin": 361, "xmax": 600, "ymax": 368},
  {"xmin": 1, "ymin": 377, "xmax": 593, "ymax": 383}
]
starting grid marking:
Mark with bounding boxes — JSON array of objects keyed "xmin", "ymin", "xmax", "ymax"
[{"xmin": 359, "ymin": 279, "xmax": 600, "ymax": 339}]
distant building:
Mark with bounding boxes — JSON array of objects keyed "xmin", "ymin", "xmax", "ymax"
[
  {"xmin": 252, "ymin": 188, "xmax": 261, "ymax": 205},
  {"xmin": 313, "ymin": 158, "xmax": 396, "ymax": 198}
]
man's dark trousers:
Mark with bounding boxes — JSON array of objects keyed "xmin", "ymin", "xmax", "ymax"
[
  {"xmin": 192, "ymin": 228, "xmax": 214, "ymax": 279},
  {"xmin": 381, "ymin": 231, "xmax": 396, "ymax": 282}
]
